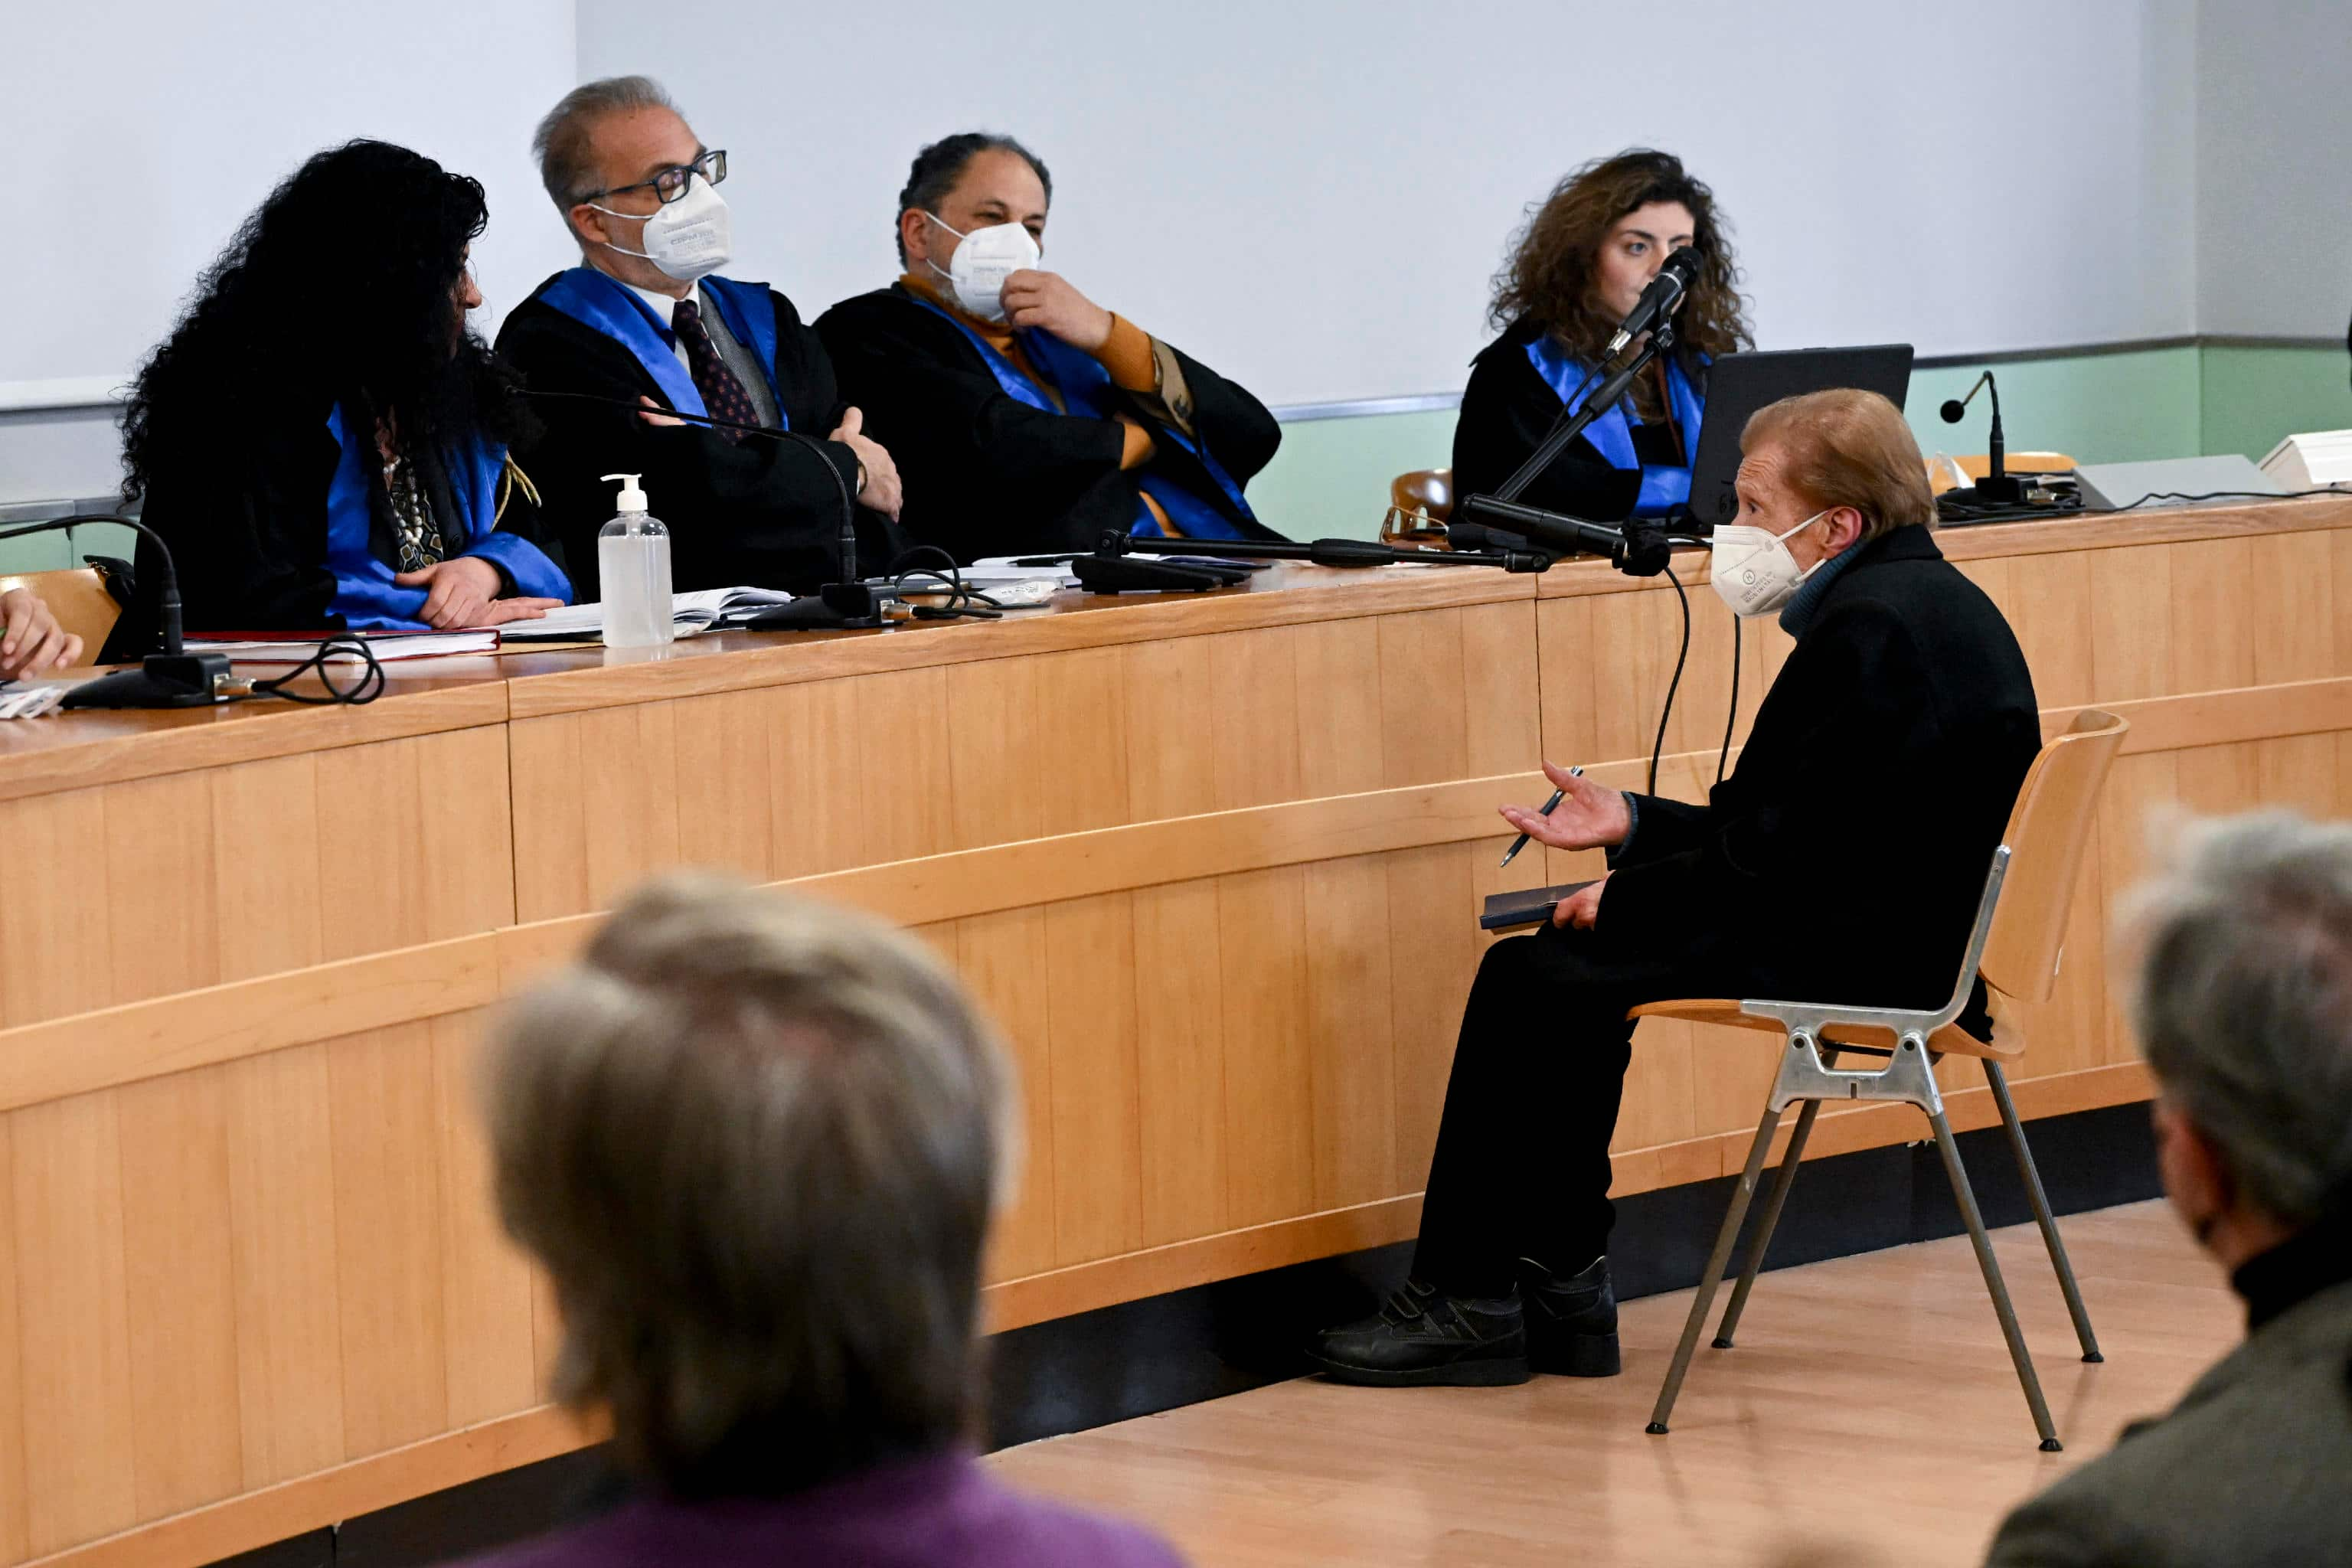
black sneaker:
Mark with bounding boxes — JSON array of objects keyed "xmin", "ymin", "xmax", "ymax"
[
  {"xmin": 1307, "ymin": 1279, "xmax": 1530, "ymax": 1387},
  {"xmin": 1520, "ymin": 1255, "xmax": 1620, "ymax": 1377}
]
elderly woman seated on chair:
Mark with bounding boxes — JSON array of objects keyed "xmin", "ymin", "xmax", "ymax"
[{"xmin": 1310, "ymin": 387, "xmax": 2045, "ymax": 1388}]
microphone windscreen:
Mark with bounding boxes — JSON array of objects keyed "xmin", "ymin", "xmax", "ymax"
[{"xmin": 1939, "ymin": 399, "xmax": 1967, "ymax": 423}]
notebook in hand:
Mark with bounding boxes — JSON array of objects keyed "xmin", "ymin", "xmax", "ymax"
[{"xmin": 1478, "ymin": 880, "xmax": 1597, "ymax": 932}]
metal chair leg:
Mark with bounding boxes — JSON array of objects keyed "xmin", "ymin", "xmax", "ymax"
[
  {"xmin": 1928, "ymin": 1109, "xmax": 2063, "ymax": 1450},
  {"xmin": 1648, "ymin": 1102, "xmax": 1786, "ymax": 1436},
  {"xmin": 1712, "ymin": 1047, "xmax": 1839, "ymax": 1349},
  {"xmin": 1984, "ymin": 1060, "xmax": 2102, "ymax": 1363}
]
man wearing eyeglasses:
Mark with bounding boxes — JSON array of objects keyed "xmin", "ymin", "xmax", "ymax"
[{"xmin": 498, "ymin": 76, "xmax": 905, "ymax": 599}]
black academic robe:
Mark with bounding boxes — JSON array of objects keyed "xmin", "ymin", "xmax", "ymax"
[
  {"xmin": 1603, "ymin": 525, "xmax": 2043, "ymax": 1009},
  {"xmin": 496, "ymin": 276, "xmax": 905, "ymax": 600},
  {"xmin": 1452, "ymin": 318, "xmax": 1701, "ymax": 524},
  {"xmin": 813, "ymin": 284, "xmax": 1285, "ymax": 560},
  {"xmin": 116, "ymin": 401, "xmax": 570, "ymax": 656}
]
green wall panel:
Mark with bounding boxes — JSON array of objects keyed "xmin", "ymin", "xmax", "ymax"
[{"xmin": 2199, "ymin": 345, "xmax": 2352, "ymax": 462}]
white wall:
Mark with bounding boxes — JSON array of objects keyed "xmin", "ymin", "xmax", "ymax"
[
  {"xmin": 2195, "ymin": 0, "xmax": 2352, "ymax": 338},
  {"xmin": 0, "ymin": 0, "xmax": 577, "ymax": 403},
  {"xmin": 580, "ymin": 0, "xmax": 2198, "ymax": 407}
]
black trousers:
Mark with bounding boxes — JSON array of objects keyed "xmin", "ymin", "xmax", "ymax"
[{"xmin": 1410, "ymin": 922, "xmax": 1730, "ymax": 1298}]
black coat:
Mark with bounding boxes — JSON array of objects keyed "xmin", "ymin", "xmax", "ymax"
[
  {"xmin": 1600, "ymin": 525, "xmax": 2042, "ymax": 1011},
  {"xmin": 814, "ymin": 285, "xmax": 1285, "ymax": 559},
  {"xmin": 495, "ymin": 276, "xmax": 905, "ymax": 599},
  {"xmin": 1452, "ymin": 318, "xmax": 1700, "ymax": 522}
]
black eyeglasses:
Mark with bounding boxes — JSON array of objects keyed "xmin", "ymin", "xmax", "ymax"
[{"xmin": 583, "ymin": 149, "xmax": 727, "ymax": 207}]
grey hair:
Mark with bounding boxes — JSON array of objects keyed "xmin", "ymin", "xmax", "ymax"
[
  {"xmin": 482, "ymin": 871, "xmax": 1015, "ymax": 1494},
  {"xmin": 532, "ymin": 74, "xmax": 681, "ymax": 215},
  {"xmin": 2126, "ymin": 809, "xmax": 2352, "ymax": 1225}
]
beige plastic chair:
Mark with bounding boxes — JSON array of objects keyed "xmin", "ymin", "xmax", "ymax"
[
  {"xmin": 1630, "ymin": 707, "xmax": 2128, "ymax": 1450},
  {"xmin": 0, "ymin": 567, "xmax": 119, "ymax": 666}
]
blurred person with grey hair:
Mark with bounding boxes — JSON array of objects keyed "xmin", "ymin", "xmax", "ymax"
[
  {"xmin": 456, "ymin": 873, "xmax": 1184, "ymax": 1568},
  {"xmin": 1984, "ymin": 810, "xmax": 2352, "ymax": 1568}
]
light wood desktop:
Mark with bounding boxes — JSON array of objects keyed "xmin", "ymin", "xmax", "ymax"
[{"xmin": 0, "ymin": 496, "xmax": 2344, "ymax": 1566}]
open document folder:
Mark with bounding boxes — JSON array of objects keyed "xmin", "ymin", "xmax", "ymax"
[{"xmin": 497, "ymin": 586, "xmax": 799, "ymax": 642}]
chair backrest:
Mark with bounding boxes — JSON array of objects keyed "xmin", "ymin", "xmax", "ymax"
[
  {"xmin": 1390, "ymin": 468, "xmax": 1455, "ymax": 523},
  {"xmin": 0, "ymin": 567, "xmax": 118, "ymax": 666},
  {"xmin": 1924, "ymin": 452, "xmax": 2079, "ymax": 495},
  {"xmin": 1978, "ymin": 708, "xmax": 2128, "ymax": 1004}
]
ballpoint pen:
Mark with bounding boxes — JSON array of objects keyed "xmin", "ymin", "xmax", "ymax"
[{"xmin": 1499, "ymin": 765, "xmax": 1582, "ymax": 867}]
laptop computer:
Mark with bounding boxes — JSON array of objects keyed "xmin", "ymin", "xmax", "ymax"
[{"xmin": 1678, "ymin": 345, "xmax": 1916, "ymax": 530}]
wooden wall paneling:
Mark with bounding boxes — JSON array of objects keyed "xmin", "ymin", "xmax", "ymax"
[
  {"xmin": 221, "ymin": 1044, "xmax": 346, "ymax": 1488},
  {"xmin": 1129, "ymin": 880, "xmax": 1228, "ymax": 1247},
  {"xmin": 669, "ymin": 690, "xmax": 777, "ymax": 880},
  {"xmin": 115, "ymin": 1068, "xmax": 243, "ymax": 1520},
  {"xmin": 2334, "ymin": 528, "xmax": 2352, "ymax": 675},
  {"xmin": 1029, "ymin": 647, "xmax": 1132, "ymax": 831},
  {"xmin": 1663, "ymin": 587, "xmax": 1741, "ymax": 758},
  {"xmin": 1585, "ymin": 586, "xmax": 1681, "ymax": 765},
  {"xmin": 766, "ymin": 678, "xmax": 868, "ymax": 877},
  {"xmin": 1117, "ymin": 643, "xmax": 1217, "ymax": 825},
  {"xmin": 1753, "ymin": 609, "xmax": 1796, "ymax": 691},
  {"xmin": 211, "ymin": 754, "xmax": 326, "ymax": 982},
  {"xmin": 1685, "ymin": 1021, "xmax": 1781, "ymax": 1141},
  {"xmin": 944, "ymin": 658, "xmax": 1046, "ymax": 852},
  {"xmin": 1382, "ymin": 844, "xmax": 1476, "ymax": 1191},
  {"xmin": 2007, "ymin": 549, "xmax": 2096, "ymax": 708},
  {"xmin": 2175, "ymin": 740, "xmax": 2259, "ymax": 815},
  {"xmin": 2166, "ymin": 539, "xmax": 2257, "ymax": 693},
  {"xmin": 1291, "ymin": 617, "xmax": 1385, "ymax": 797},
  {"xmin": 2096, "ymin": 750, "xmax": 2182, "ymax": 1063},
  {"xmin": 531, "ymin": 1269, "xmax": 564, "ymax": 1404},
  {"xmin": 1535, "ymin": 596, "xmax": 1599, "ymax": 770},
  {"xmin": 1302, "ymin": 854, "xmax": 1399, "ymax": 1210},
  {"xmin": 1374, "ymin": 609, "xmax": 1472, "ymax": 786},
  {"xmin": 102, "ymin": 774, "xmax": 221, "ymax": 1009},
  {"xmin": 852, "ymin": 667, "xmax": 956, "ymax": 864},
  {"xmin": 314, "ymin": 737, "xmax": 430, "ymax": 959},
  {"xmin": 507, "ymin": 714, "xmax": 590, "ymax": 923},
  {"xmin": 2027, "ymin": 804, "xmax": 2112, "ymax": 1080},
  {"xmin": 430, "ymin": 1011, "xmax": 537, "ymax": 1429},
  {"xmin": 327, "ymin": 1023, "xmax": 449, "ymax": 1457},
  {"xmin": 0, "ymin": 1116, "xmax": 29, "ymax": 1563},
  {"xmin": 959, "ymin": 909, "xmax": 1057, "ymax": 1282},
  {"xmin": 1459, "ymin": 600, "xmax": 1542, "ymax": 776},
  {"xmin": 2249, "ymin": 530, "xmax": 2335, "ymax": 686},
  {"xmin": 0, "ymin": 789, "xmax": 109, "ymax": 1027},
  {"xmin": 1041, "ymin": 893, "xmax": 1145, "ymax": 1265},
  {"xmin": 416, "ymin": 726, "xmax": 518, "ymax": 938},
  {"xmin": 8, "ymin": 1093, "xmax": 137, "ymax": 1555},
  {"xmin": 1215, "ymin": 867, "xmax": 1314, "ymax": 1229},
  {"xmin": 1614, "ymin": 1015, "xmax": 1700, "ymax": 1155},
  {"xmin": 575, "ymin": 703, "xmax": 683, "ymax": 913},
  {"xmin": 2087, "ymin": 546, "xmax": 2174, "ymax": 701},
  {"xmin": 1209, "ymin": 627, "xmax": 1305, "ymax": 809},
  {"xmin": 2254, "ymin": 733, "xmax": 2339, "ymax": 818}
]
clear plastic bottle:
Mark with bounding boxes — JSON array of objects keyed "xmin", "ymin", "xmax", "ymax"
[{"xmin": 596, "ymin": 472, "xmax": 674, "ymax": 648}]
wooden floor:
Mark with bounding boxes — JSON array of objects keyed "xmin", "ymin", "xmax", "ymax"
[{"xmin": 988, "ymin": 1200, "xmax": 2236, "ymax": 1566}]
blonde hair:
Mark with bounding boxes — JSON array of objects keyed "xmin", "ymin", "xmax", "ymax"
[
  {"xmin": 482, "ymin": 871, "xmax": 1014, "ymax": 1494},
  {"xmin": 1741, "ymin": 387, "xmax": 1936, "ymax": 545}
]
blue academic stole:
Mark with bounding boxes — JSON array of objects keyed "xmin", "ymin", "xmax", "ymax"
[
  {"xmin": 1524, "ymin": 335, "xmax": 1707, "ymax": 516},
  {"xmin": 537, "ymin": 268, "xmax": 788, "ymax": 429},
  {"xmin": 322, "ymin": 408, "xmax": 570, "ymax": 629},
  {"xmin": 913, "ymin": 299, "xmax": 1255, "ymax": 540}
]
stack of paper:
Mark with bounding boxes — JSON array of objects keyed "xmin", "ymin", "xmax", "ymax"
[
  {"xmin": 188, "ymin": 629, "xmax": 501, "ymax": 662},
  {"xmin": 498, "ymin": 586, "xmax": 799, "ymax": 642}
]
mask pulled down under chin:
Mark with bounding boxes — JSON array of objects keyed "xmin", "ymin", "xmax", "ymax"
[
  {"xmin": 1707, "ymin": 510, "xmax": 1827, "ymax": 618},
  {"xmin": 924, "ymin": 214, "xmax": 1039, "ymax": 321}
]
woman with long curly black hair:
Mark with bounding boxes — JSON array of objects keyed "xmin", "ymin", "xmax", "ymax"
[
  {"xmin": 1451, "ymin": 149, "xmax": 1753, "ymax": 523},
  {"xmin": 119, "ymin": 140, "xmax": 570, "ymax": 639}
]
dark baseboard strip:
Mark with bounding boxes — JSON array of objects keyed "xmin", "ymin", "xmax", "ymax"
[{"xmin": 209, "ymin": 1098, "xmax": 2159, "ymax": 1568}]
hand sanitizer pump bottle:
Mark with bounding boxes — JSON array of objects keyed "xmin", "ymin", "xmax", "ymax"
[{"xmin": 596, "ymin": 472, "xmax": 674, "ymax": 648}]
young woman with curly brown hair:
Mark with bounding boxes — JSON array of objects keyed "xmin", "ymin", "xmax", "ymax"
[{"xmin": 1452, "ymin": 149, "xmax": 1752, "ymax": 522}]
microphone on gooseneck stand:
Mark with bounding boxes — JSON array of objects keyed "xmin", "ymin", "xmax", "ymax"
[
  {"xmin": 0, "ymin": 514, "xmax": 233, "ymax": 707},
  {"xmin": 1604, "ymin": 245, "xmax": 1704, "ymax": 359},
  {"xmin": 511, "ymin": 386, "xmax": 886, "ymax": 629},
  {"xmin": 1938, "ymin": 371, "xmax": 2026, "ymax": 507}
]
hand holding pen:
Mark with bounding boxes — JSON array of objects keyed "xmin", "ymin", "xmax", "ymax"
[{"xmin": 1497, "ymin": 761, "xmax": 1634, "ymax": 864}]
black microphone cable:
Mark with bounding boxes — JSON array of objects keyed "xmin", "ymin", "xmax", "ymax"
[
  {"xmin": 1649, "ymin": 564, "xmax": 1693, "ymax": 796},
  {"xmin": 1717, "ymin": 611, "xmax": 1740, "ymax": 786},
  {"xmin": 224, "ymin": 634, "xmax": 388, "ymax": 705}
]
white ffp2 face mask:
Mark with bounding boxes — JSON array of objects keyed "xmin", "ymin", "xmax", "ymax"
[
  {"xmin": 923, "ymin": 213, "xmax": 1040, "ymax": 321},
  {"xmin": 1708, "ymin": 510, "xmax": 1828, "ymax": 618},
  {"xmin": 592, "ymin": 175, "xmax": 733, "ymax": 283}
]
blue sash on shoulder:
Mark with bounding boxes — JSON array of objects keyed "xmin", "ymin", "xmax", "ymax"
[
  {"xmin": 322, "ymin": 407, "xmax": 572, "ymax": 630},
  {"xmin": 1524, "ymin": 335, "xmax": 1707, "ymax": 516},
  {"xmin": 914, "ymin": 299, "xmax": 1254, "ymax": 539},
  {"xmin": 537, "ymin": 267, "xmax": 788, "ymax": 429}
]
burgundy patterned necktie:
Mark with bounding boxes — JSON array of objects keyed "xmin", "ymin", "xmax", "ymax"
[{"xmin": 671, "ymin": 296, "xmax": 758, "ymax": 444}]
